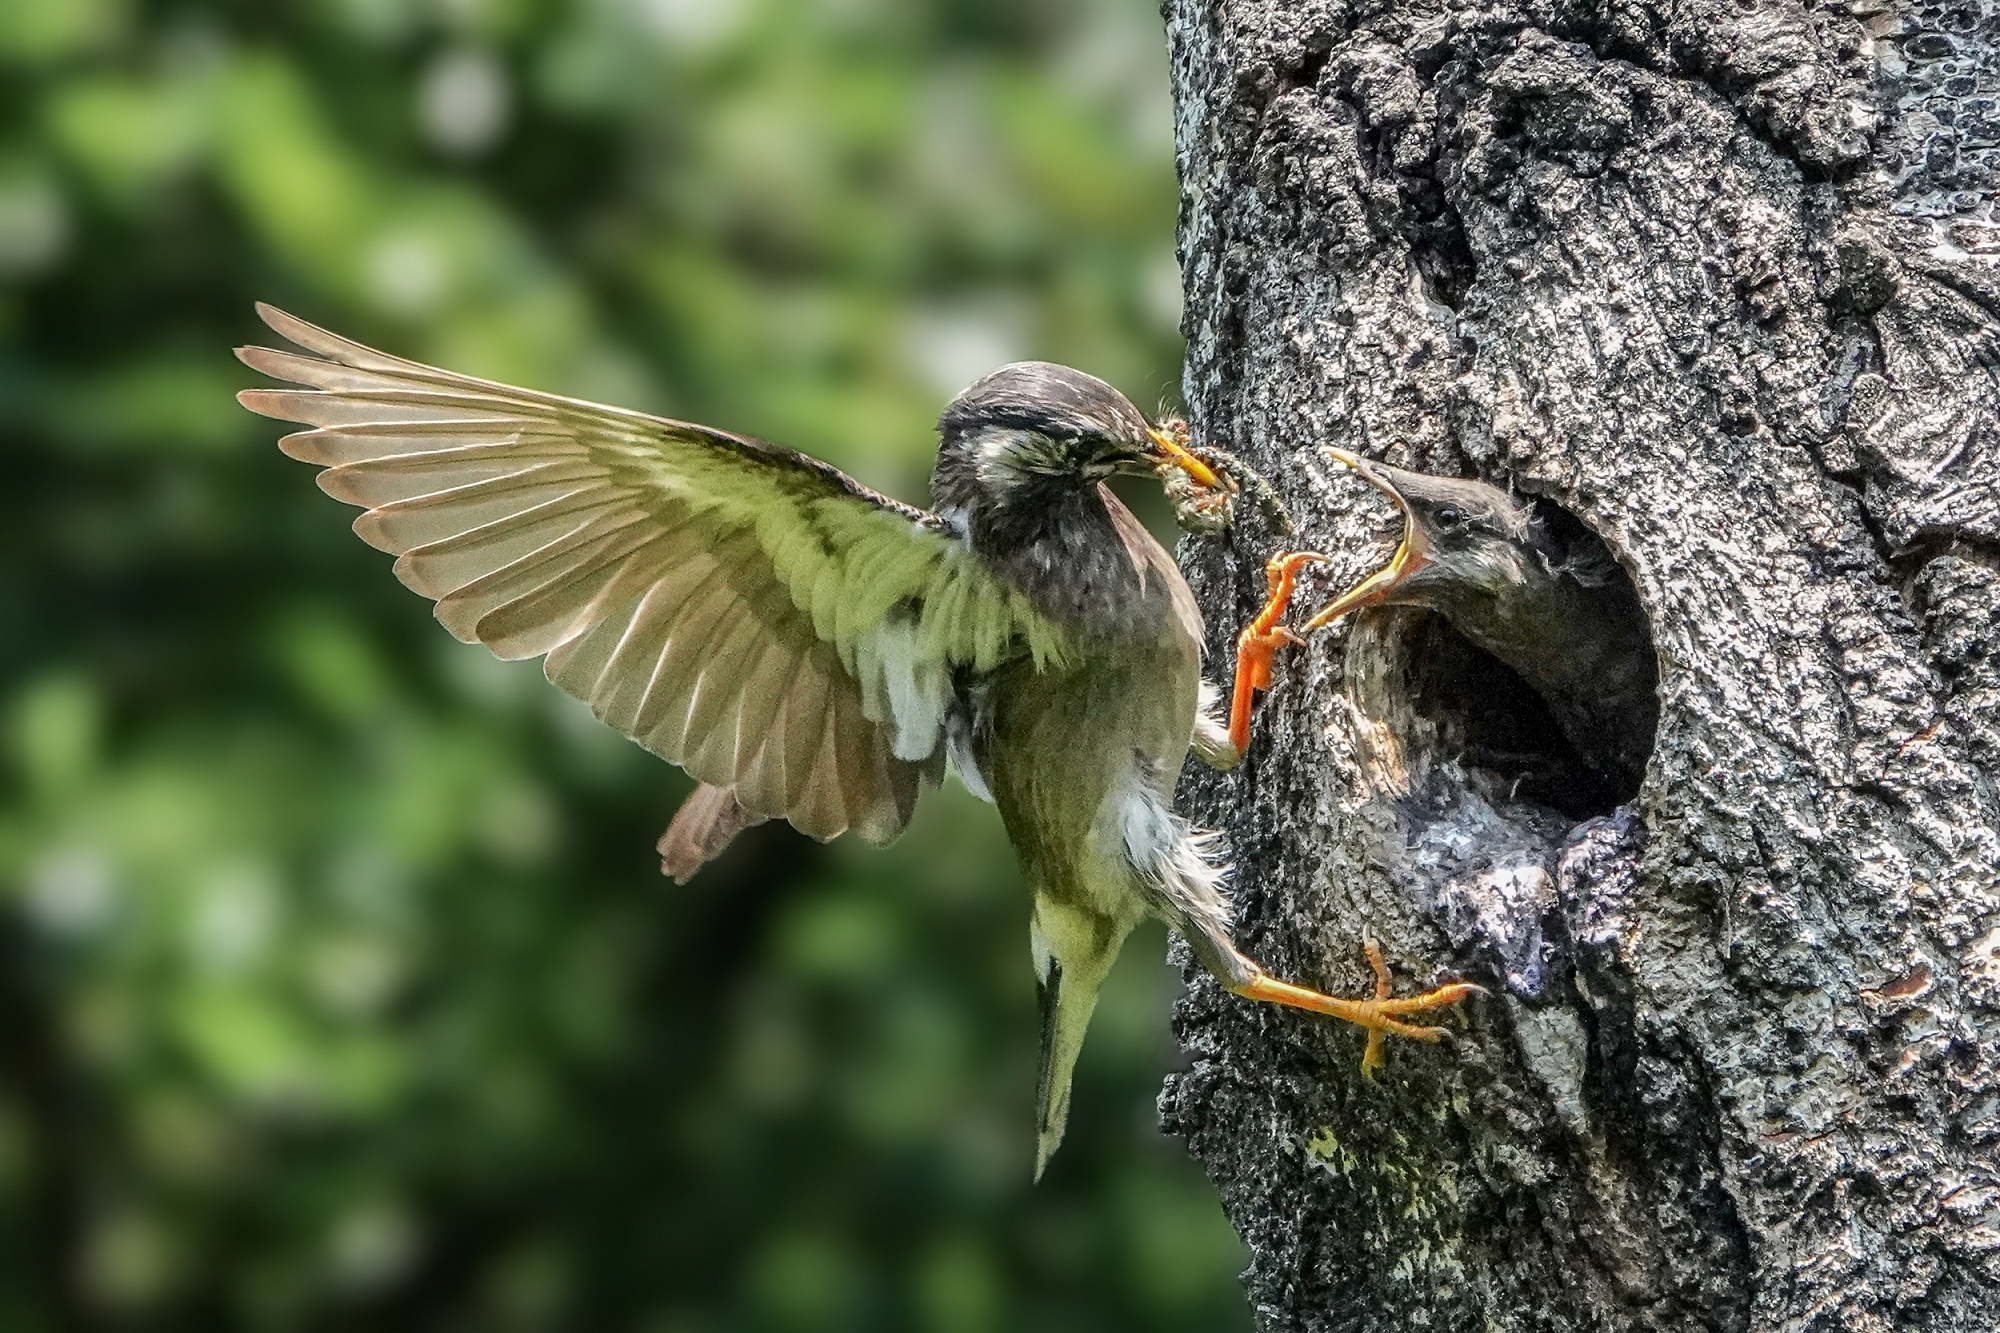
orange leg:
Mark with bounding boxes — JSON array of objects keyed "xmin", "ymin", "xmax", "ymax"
[
  {"xmin": 1227, "ymin": 551, "xmax": 1329, "ymax": 754},
  {"xmin": 1228, "ymin": 940, "xmax": 1483, "ymax": 1076},
  {"xmin": 1359, "ymin": 936, "xmax": 1393, "ymax": 1076}
]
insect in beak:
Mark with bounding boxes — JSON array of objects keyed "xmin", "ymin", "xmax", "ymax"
[{"xmin": 1147, "ymin": 423, "xmax": 1225, "ymax": 491}]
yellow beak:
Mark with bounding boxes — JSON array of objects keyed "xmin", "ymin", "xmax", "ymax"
[
  {"xmin": 1147, "ymin": 425, "xmax": 1224, "ymax": 491},
  {"xmin": 1302, "ymin": 449, "xmax": 1434, "ymax": 630}
]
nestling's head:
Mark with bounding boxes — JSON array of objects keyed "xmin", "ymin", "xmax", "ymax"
[
  {"xmin": 928, "ymin": 362, "xmax": 1217, "ymax": 523},
  {"xmin": 1307, "ymin": 449, "xmax": 1542, "ymax": 626}
]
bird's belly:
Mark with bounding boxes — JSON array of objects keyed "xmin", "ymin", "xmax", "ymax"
[{"xmin": 978, "ymin": 637, "xmax": 1197, "ymax": 894}]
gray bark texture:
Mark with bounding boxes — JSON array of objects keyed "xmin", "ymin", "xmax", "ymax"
[{"xmin": 1159, "ymin": 1, "xmax": 2000, "ymax": 1329}]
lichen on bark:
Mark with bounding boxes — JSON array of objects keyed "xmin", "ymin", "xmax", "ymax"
[{"xmin": 1161, "ymin": 0, "xmax": 2000, "ymax": 1327}]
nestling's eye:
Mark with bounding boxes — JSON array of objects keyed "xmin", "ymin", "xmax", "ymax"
[{"xmin": 1433, "ymin": 507, "xmax": 1466, "ymax": 529}]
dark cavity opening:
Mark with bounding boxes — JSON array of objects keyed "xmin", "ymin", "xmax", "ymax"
[
  {"xmin": 1356, "ymin": 496, "xmax": 1659, "ymax": 825},
  {"xmin": 1401, "ymin": 613, "xmax": 1631, "ymax": 821}
]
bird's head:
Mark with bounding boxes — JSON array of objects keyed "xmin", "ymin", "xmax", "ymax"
[
  {"xmin": 1307, "ymin": 449, "xmax": 1539, "ymax": 626},
  {"xmin": 929, "ymin": 362, "xmax": 1219, "ymax": 524}
]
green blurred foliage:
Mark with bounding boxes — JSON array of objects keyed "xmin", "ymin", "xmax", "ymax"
[{"xmin": 0, "ymin": 0, "xmax": 1250, "ymax": 1328}]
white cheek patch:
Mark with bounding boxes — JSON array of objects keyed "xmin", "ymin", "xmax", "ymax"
[
  {"xmin": 853, "ymin": 613, "xmax": 950, "ymax": 761},
  {"xmin": 971, "ymin": 426, "xmax": 1066, "ymax": 494},
  {"xmin": 974, "ymin": 428, "xmax": 1025, "ymax": 494}
]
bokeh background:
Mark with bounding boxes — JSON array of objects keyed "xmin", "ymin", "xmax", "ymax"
[{"xmin": 0, "ymin": 0, "xmax": 1257, "ymax": 1329}]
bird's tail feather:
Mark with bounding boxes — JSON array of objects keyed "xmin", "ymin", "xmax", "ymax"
[
  {"xmin": 1032, "ymin": 952, "xmax": 1070, "ymax": 1179},
  {"xmin": 657, "ymin": 783, "xmax": 768, "ymax": 882},
  {"xmin": 1030, "ymin": 903, "xmax": 1126, "ymax": 1180}
]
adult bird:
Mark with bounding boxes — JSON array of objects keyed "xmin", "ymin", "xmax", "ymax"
[
  {"xmin": 236, "ymin": 306, "xmax": 1478, "ymax": 1176},
  {"xmin": 1238, "ymin": 449, "xmax": 1658, "ymax": 798}
]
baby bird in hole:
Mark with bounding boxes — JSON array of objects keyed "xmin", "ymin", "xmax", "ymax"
[{"xmin": 1236, "ymin": 449, "xmax": 1659, "ymax": 801}]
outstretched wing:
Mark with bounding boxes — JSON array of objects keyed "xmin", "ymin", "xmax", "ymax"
[{"xmin": 238, "ymin": 304, "xmax": 1069, "ymax": 845}]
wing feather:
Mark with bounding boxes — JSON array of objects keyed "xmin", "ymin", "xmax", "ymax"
[
  {"xmin": 253, "ymin": 303, "xmax": 452, "ymax": 376},
  {"xmin": 1100, "ymin": 483, "xmax": 1203, "ymax": 651},
  {"xmin": 281, "ymin": 425, "xmax": 552, "ymax": 467},
  {"xmin": 318, "ymin": 444, "xmax": 582, "ymax": 508},
  {"xmin": 238, "ymin": 344, "xmax": 453, "ymax": 396},
  {"xmin": 728, "ymin": 634, "xmax": 803, "ymax": 803},
  {"xmin": 796, "ymin": 687, "xmax": 848, "ymax": 837},
  {"xmin": 466, "ymin": 534, "xmax": 670, "ymax": 661},
  {"xmin": 605, "ymin": 608, "xmax": 706, "ymax": 752},
  {"xmin": 394, "ymin": 503, "xmax": 659, "ymax": 600},
  {"xmin": 353, "ymin": 472, "xmax": 614, "ymax": 554},
  {"xmin": 239, "ymin": 303, "xmax": 1074, "ymax": 851},
  {"xmin": 830, "ymin": 685, "xmax": 874, "ymax": 831},
  {"xmin": 705, "ymin": 575, "xmax": 806, "ymax": 778},
  {"xmin": 435, "ymin": 522, "xmax": 658, "ymax": 646},
  {"xmin": 557, "ymin": 574, "xmax": 681, "ymax": 733},
  {"xmin": 775, "ymin": 652, "xmax": 833, "ymax": 814},
  {"xmin": 632, "ymin": 570, "xmax": 740, "ymax": 750},
  {"xmin": 682, "ymin": 598, "xmax": 769, "ymax": 770},
  {"xmin": 424, "ymin": 510, "xmax": 656, "ymax": 632},
  {"xmin": 240, "ymin": 387, "xmax": 540, "ymax": 429}
]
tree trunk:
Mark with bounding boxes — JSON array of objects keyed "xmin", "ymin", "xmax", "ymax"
[{"xmin": 1161, "ymin": 1, "xmax": 2000, "ymax": 1328}]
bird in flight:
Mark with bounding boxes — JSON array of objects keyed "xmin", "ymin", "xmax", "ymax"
[{"xmin": 237, "ymin": 305, "xmax": 1478, "ymax": 1176}]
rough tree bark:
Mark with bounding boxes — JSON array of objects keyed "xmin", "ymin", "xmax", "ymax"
[{"xmin": 1160, "ymin": 1, "xmax": 2000, "ymax": 1328}]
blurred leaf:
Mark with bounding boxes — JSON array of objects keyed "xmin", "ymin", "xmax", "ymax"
[
  {"xmin": 172, "ymin": 983, "xmax": 316, "ymax": 1104},
  {"xmin": 0, "ymin": 156, "xmax": 69, "ymax": 277},
  {"xmin": 0, "ymin": 0, "xmax": 127, "ymax": 64},
  {"xmin": 913, "ymin": 1234, "xmax": 1003, "ymax": 1333},
  {"xmin": 748, "ymin": 1229, "xmax": 864, "ymax": 1331},
  {"xmin": 1121, "ymin": 1174, "xmax": 1250, "ymax": 1312},
  {"xmin": 45, "ymin": 73, "xmax": 210, "ymax": 200},
  {"xmin": 268, "ymin": 605, "xmax": 391, "ymax": 724},
  {"xmin": 213, "ymin": 52, "xmax": 378, "ymax": 293},
  {"xmin": 776, "ymin": 890, "xmax": 905, "ymax": 983},
  {"xmin": 84, "ymin": 1205, "xmax": 177, "ymax": 1310},
  {"xmin": 11, "ymin": 672, "xmax": 101, "ymax": 799},
  {"xmin": 47, "ymin": 353, "xmax": 253, "ymax": 454}
]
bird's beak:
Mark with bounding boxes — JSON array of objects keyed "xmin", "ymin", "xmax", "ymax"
[
  {"xmin": 1303, "ymin": 449, "xmax": 1435, "ymax": 630},
  {"xmin": 1146, "ymin": 425, "xmax": 1225, "ymax": 491}
]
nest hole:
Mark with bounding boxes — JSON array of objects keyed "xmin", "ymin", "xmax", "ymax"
[
  {"xmin": 1344, "ymin": 500, "xmax": 1658, "ymax": 826},
  {"xmin": 1400, "ymin": 613, "xmax": 1634, "ymax": 821}
]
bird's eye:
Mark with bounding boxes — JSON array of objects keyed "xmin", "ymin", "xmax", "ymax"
[{"xmin": 1433, "ymin": 507, "xmax": 1465, "ymax": 529}]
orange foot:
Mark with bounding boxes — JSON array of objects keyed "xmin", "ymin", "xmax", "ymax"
[
  {"xmin": 1228, "ymin": 551, "xmax": 1329, "ymax": 754},
  {"xmin": 1230, "ymin": 938, "xmax": 1483, "ymax": 1076}
]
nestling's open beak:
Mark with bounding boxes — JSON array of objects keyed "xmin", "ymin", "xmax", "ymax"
[
  {"xmin": 1147, "ymin": 425, "xmax": 1225, "ymax": 491},
  {"xmin": 1302, "ymin": 448, "xmax": 1434, "ymax": 630}
]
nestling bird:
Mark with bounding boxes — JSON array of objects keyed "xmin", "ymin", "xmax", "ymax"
[
  {"xmin": 1238, "ymin": 449, "xmax": 1658, "ymax": 797},
  {"xmin": 236, "ymin": 305, "xmax": 1477, "ymax": 1177}
]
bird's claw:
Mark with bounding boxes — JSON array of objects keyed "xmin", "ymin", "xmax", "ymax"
[
  {"xmin": 1226, "ymin": 551, "xmax": 1329, "ymax": 753},
  {"xmin": 1231, "ymin": 943, "xmax": 1482, "ymax": 1075},
  {"xmin": 1353, "ymin": 936, "xmax": 1487, "ymax": 1074}
]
